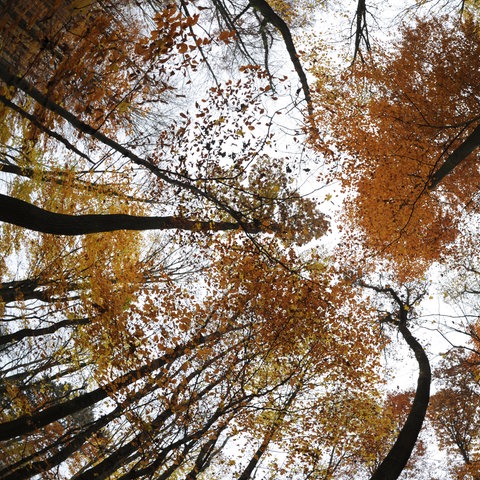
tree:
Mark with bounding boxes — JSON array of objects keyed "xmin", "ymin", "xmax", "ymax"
[
  {"xmin": 5, "ymin": 0, "xmax": 480, "ymax": 479},
  {"xmin": 0, "ymin": 39, "xmax": 326, "ymax": 243},
  {"xmin": 0, "ymin": 1, "xmax": 339, "ymax": 477},
  {"xmin": 354, "ymin": 282, "xmax": 431, "ymax": 480},
  {"xmin": 311, "ymin": 15, "xmax": 480, "ymax": 280},
  {"xmin": 428, "ymin": 350, "xmax": 480, "ymax": 479},
  {"xmin": 0, "ymin": 239, "xmax": 383, "ymax": 479}
]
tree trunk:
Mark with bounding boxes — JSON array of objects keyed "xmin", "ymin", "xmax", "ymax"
[
  {"xmin": 429, "ymin": 122, "xmax": 480, "ymax": 189},
  {"xmin": 0, "ymin": 317, "xmax": 89, "ymax": 345},
  {"xmin": 0, "ymin": 193, "xmax": 260, "ymax": 235},
  {"xmin": 237, "ymin": 386, "xmax": 299, "ymax": 480},
  {"xmin": 73, "ymin": 379, "xmax": 230, "ymax": 480},
  {"xmin": 0, "ymin": 406, "xmax": 122, "ymax": 480},
  {"xmin": 370, "ymin": 322, "xmax": 431, "ymax": 480},
  {"xmin": 0, "ymin": 61, "xmax": 254, "ymax": 225},
  {"xmin": 0, "ymin": 328, "xmax": 233, "ymax": 440},
  {"xmin": 0, "ymin": 278, "xmax": 44, "ymax": 303}
]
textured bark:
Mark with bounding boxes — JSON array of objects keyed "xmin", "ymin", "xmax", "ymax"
[{"xmin": 370, "ymin": 321, "xmax": 431, "ymax": 480}]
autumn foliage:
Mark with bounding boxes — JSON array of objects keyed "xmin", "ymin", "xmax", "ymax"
[
  {"xmin": 3, "ymin": 0, "xmax": 480, "ymax": 479},
  {"xmin": 0, "ymin": 0, "xmax": 382, "ymax": 478},
  {"xmin": 312, "ymin": 16, "xmax": 480, "ymax": 280}
]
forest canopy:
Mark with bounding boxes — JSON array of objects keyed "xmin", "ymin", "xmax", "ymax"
[{"xmin": 1, "ymin": 0, "xmax": 480, "ymax": 479}]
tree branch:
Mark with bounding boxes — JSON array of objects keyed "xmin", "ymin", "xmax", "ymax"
[
  {"xmin": 0, "ymin": 93, "xmax": 92, "ymax": 162},
  {"xmin": 352, "ymin": 0, "xmax": 370, "ymax": 62},
  {"xmin": 248, "ymin": 0, "xmax": 314, "ymax": 119},
  {"xmin": 0, "ymin": 193, "xmax": 263, "ymax": 235},
  {"xmin": 0, "ymin": 61, "xmax": 257, "ymax": 229}
]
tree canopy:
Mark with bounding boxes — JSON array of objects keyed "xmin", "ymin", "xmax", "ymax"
[{"xmin": 1, "ymin": 0, "xmax": 480, "ymax": 479}]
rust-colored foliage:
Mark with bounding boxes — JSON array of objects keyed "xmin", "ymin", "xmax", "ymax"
[
  {"xmin": 6, "ymin": 0, "xmax": 478, "ymax": 477},
  {"xmin": 428, "ymin": 350, "xmax": 480, "ymax": 479},
  {"xmin": 0, "ymin": 0, "xmax": 199, "ymax": 135},
  {"xmin": 312, "ymin": 16, "xmax": 480, "ymax": 280}
]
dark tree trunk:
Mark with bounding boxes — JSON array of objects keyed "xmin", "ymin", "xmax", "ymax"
[
  {"xmin": 0, "ymin": 317, "xmax": 89, "ymax": 345},
  {"xmin": 0, "ymin": 93, "xmax": 91, "ymax": 160},
  {"xmin": 370, "ymin": 322, "xmax": 431, "ymax": 480},
  {"xmin": 429, "ymin": 122, "xmax": 480, "ymax": 189},
  {"xmin": 248, "ymin": 0, "xmax": 312, "ymax": 118},
  {"xmin": 0, "ymin": 329, "xmax": 230, "ymax": 440},
  {"xmin": 0, "ymin": 193, "xmax": 259, "ymax": 235},
  {"xmin": 72, "ymin": 379, "xmax": 230, "ymax": 480},
  {"xmin": 0, "ymin": 61, "xmax": 254, "ymax": 225},
  {"xmin": 0, "ymin": 278, "xmax": 44, "ymax": 303},
  {"xmin": 0, "ymin": 406, "xmax": 122, "ymax": 480}
]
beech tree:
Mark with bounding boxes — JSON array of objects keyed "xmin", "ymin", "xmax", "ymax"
[
  {"xmin": 0, "ymin": 0, "xmax": 328, "ymax": 244},
  {"xmin": 4, "ymin": 0, "xmax": 480, "ymax": 478},
  {"xmin": 0, "ymin": 238, "xmax": 383, "ymax": 479},
  {"xmin": 428, "ymin": 350, "xmax": 480, "ymax": 479},
  {"xmin": 0, "ymin": 1, "xmax": 382, "ymax": 478},
  {"xmin": 311, "ymin": 14, "xmax": 480, "ymax": 280},
  {"xmin": 306, "ymin": 5, "xmax": 480, "ymax": 478}
]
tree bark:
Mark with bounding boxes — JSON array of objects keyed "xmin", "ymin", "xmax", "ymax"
[
  {"xmin": 0, "ymin": 193, "xmax": 261, "ymax": 235},
  {"xmin": 370, "ymin": 321, "xmax": 431, "ymax": 480},
  {"xmin": 429, "ymin": 122, "xmax": 480, "ymax": 189}
]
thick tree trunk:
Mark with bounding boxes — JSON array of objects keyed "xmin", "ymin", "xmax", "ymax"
[
  {"xmin": 370, "ymin": 322, "xmax": 431, "ymax": 480},
  {"xmin": 0, "ymin": 277, "xmax": 81, "ymax": 304},
  {"xmin": 0, "ymin": 193, "xmax": 259, "ymax": 235},
  {"xmin": 0, "ymin": 380, "xmax": 114, "ymax": 442},
  {"xmin": 0, "ymin": 278, "xmax": 45, "ymax": 303},
  {"xmin": 429, "ymin": 122, "xmax": 480, "ymax": 189}
]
